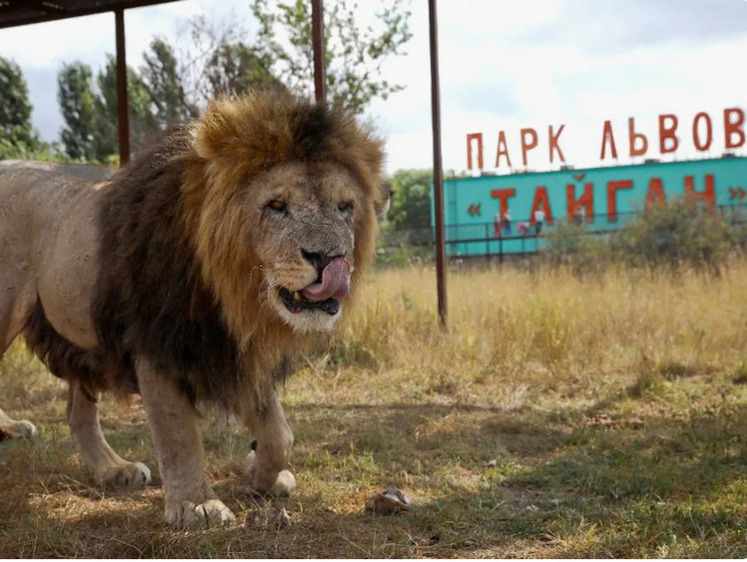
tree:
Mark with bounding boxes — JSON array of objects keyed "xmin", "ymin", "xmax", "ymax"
[
  {"xmin": 387, "ymin": 169, "xmax": 433, "ymax": 231},
  {"xmin": 0, "ymin": 57, "xmax": 38, "ymax": 150},
  {"xmin": 183, "ymin": 0, "xmax": 412, "ymax": 113},
  {"xmin": 58, "ymin": 58, "xmax": 159, "ymax": 163},
  {"xmin": 94, "ymin": 54, "xmax": 156, "ymax": 159},
  {"xmin": 177, "ymin": 14, "xmax": 280, "ymax": 105},
  {"xmin": 58, "ymin": 62, "xmax": 99, "ymax": 161},
  {"xmin": 177, "ymin": 2, "xmax": 410, "ymax": 114},
  {"xmin": 250, "ymin": 0, "xmax": 412, "ymax": 114},
  {"xmin": 205, "ymin": 42, "xmax": 279, "ymax": 98},
  {"xmin": 141, "ymin": 38, "xmax": 197, "ymax": 128}
]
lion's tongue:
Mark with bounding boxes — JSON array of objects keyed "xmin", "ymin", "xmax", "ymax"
[{"xmin": 301, "ymin": 258, "xmax": 351, "ymax": 301}]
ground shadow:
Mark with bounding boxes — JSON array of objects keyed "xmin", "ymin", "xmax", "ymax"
[{"xmin": 2, "ymin": 385, "xmax": 744, "ymax": 557}]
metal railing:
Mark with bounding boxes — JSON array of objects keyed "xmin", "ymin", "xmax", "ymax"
[{"xmin": 378, "ymin": 203, "xmax": 747, "ymax": 261}]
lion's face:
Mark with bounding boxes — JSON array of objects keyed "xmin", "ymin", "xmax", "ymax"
[
  {"xmin": 185, "ymin": 92, "xmax": 385, "ymax": 343},
  {"xmin": 246, "ymin": 161, "xmax": 365, "ymax": 333}
]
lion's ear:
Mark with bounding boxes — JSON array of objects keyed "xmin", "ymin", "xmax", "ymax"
[
  {"xmin": 192, "ymin": 99, "xmax": 241, "ymax": 161},
  {"xmin": 374, "ymin": 180, "xmax": 393, "ymax": 218},
  {"xmin": 190, "ymin": 96, "xmax": 292, "ymax": 175}
]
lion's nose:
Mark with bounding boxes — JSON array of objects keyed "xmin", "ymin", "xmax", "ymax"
[
  {"xmin": 302, "ymin": 249, "xmax": 346, "ymax": 275},
  {"xmin": 302, "ymin": 249, "xmax": 331, "ymax": 272}
]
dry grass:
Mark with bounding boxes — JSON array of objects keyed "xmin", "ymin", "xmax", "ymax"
[{"xmin": 1, "ymin": 261, "xmax": 745, "ymax": 558}]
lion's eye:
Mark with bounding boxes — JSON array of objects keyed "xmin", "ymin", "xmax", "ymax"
[
  {"xmin": 338, "ymin": 201, "xmax": 354, "ymax": 212},
  {"xmin": 267, "ymin": 200, "xmax": 287, "ymax": 212}
]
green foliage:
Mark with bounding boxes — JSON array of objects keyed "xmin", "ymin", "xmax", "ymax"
[
  {"xmin": 375, "ymin": 169, "xmax": 435, "ymax": 267},
  {"xmin": 94, "ymin": 54, "xmax": 157, "ymax": 157},
  {"xmin": 374, "ymin": 241, "xmax": 434, "ymax": 269},
  {"xmin": 542, "ymin": 219, "xmax": 609, "ymax": 276},
  {"xmin": 0, "ymin": 57, "xmax": 40, "ymax": 152},
  {"xmin": 386, "ymin": 169, "xmax": 433, "ymax": 231},
  {"xmin": 610, "ymin": 199, "xmax": 743, "ymax": 272},
  {"xmin": 57, "ymin": 62, "xmax": 98, "ymax": 161},
  {"xmin": 177, "ymin": 14, "xmax": 281, "ymax": 105},
  {"xmin": 204, "ymin": 41, "xmax": 280, "ymax": 97},
  {"xmin": 543, "ymin": 200, "xmax": 745, "ymax": 274},
  {"xmin": 250, "ymin": 0, "xmax": 412, "ymax": 114},
  {"xmin": 58, "ymin": 49, "xmax": 184, "ymax": 163},
  {"xmin": 46, "ymin": 5, "xmax": 410, "ymax": 161},
  {"xmin": 0, "ymin": 137, "xmax": 70, "ymax": 162},
  {"xmin": 141, "ymin": 38, "xmax": 197, "ymax": 127}
]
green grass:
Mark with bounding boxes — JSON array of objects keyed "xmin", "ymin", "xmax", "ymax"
[{"xmin": 0, "ymin": 262, "xmax": 745, "ymax": 557}]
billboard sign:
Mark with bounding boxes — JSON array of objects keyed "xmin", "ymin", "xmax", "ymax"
[
  {"xmin": 466, "ymin": 107, "xmax": 745, "ymax": 172},
  {"xmin": 437, "ymin": 156, "xmax": 747, "ymax": 256}
]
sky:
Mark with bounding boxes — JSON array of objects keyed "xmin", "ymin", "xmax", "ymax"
[{"xmin": 0, "ymin": 0, "xmax": 746, "ymax": 175}]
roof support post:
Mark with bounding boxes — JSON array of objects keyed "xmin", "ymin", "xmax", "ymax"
[
  {"xmin": 115, "ymin": 8, "xmax": 130, "ymax": 164},
  {"xmin": 311, "ymin": 0, "xmax": 326, "ymax": 105},
  {"xmin": 428, "ymin": 0, "xmax": 447, "ymax": 327}
]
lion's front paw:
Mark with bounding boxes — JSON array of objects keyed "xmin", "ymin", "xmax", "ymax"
[
  {"xmin": 244, "ymin": 450, "xmax": 296, "ymax": 497},
  {"xmin": 102, "ymin": 462, "xmax": 152, "ymax": 491},
  {"xmin": 165, "ymin": 499, "xmax": 236, "ymax": 527},
  {"xmin": 271, "ymin": 470, "xmax": 296, "ymax": 497}
]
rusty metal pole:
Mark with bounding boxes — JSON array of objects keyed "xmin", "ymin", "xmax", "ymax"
[
  {"xmin": 115, "ymin": 8, "xmax": 130, "ymax": 164},
  {"xmin": 311, "ymin": 0, "xmax": 326, "ymax": 104},
  {"xmin": 428, "ymin": 0, "xmax": 447, "ymax": 327}
]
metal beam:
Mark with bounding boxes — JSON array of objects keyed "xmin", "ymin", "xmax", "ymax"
[
  {"xmin": 428, "ymin": 0, "xmax": 447, "ymax": 327},
  {"xmin": 0, "ymin": 1, "xmax": 183, "ymax": 29},
  {"xmin": 311, "ymin": 0, "xmax": 326, "ymax": 104},
  {"xmin": 115, "ymin": 8, "xmax": 130, "ymax": 164}
]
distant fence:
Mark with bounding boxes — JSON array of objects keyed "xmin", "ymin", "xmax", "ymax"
[{"xmin": 379, "ymin": 203, "xmax": 747, "ymax": 262}]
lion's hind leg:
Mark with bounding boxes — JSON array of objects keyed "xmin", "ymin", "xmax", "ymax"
[
  {"xmin": 0, "ymin": 408, "xmax": 37, "ymax": 440},
  {"xmin": 23, "ymin": 300, "xmax": 151, "ymax": 490},
  {"xmin": 0, "ymin": 287, "xmax": 38, "ymax": 440},
  {"xmin": 67, "ymin": 381, "xmax": 151, "ymax": 491}
]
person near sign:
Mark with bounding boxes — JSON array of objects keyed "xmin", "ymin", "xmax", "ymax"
[
  {"xmin": 493, "ymin": 213, "xmax": 502, "ymax": 238},
  {"xmin": 502, "ymin": 209, "xmax": 512, "ymax": 236},
  {"xmin": 573, "ymin": 205, "xmax": 586, "ymax": 225},
  {"xmin": 534, "ymin": 208, "xmax": 546, "ymax": 235}
]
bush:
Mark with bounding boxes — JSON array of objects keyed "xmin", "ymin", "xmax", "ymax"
[
  {"xmin": 541, "ymin": 219, "xmax": 610, "ymax": 276},
  {"xmin": 542, "ymin": 200, "xmax": 745, "ymax": 274},
  {"xmin": 374, "ymin": 242, "xmax": 434, "ymax": 269},
  {"xmin": 610, "ymin": 200, "xmax": 743, "ymax": 273},
  {"xmin": 0, "ymin": 137, "xmax": 73, "ymax": 163}
]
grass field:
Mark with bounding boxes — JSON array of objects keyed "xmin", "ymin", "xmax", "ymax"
[{"xmin": 1, "ymin": 261, "xmax": 745, "ymax": 558}]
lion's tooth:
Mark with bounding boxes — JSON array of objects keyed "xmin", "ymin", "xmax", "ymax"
[{"xmin": 293, "ymin": 291, "xmax": 302, "ymax": 301}]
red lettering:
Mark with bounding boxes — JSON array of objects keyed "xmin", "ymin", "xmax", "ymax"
[
  {"xmin": 530, "ymin": 186, "xmax": 554, "ymax": 225},
  {"xmin": 600, "ymin": 120, "xmax": 618, "ymax": 160},
  {"xmin": 490, "ymin": 188, "xmax": 516, "ymax": 217},
  {"xmin": 566, "ymin": 182, "xmax": 594, "ymax": 221},
  {"xmin": 658, "ymin": 114, "xmax": 679, "ymax": 154},
  {"xmin": 724, "ymin": 108, "xmax": 745, "ymax": 149},
  {"xmin": 548, "ymin": 125, "xmax": 565, "ymax": 163},
  {"xmin": 692, "ymin": 112, "xmax": 712, "ymax": 152},
  {"xmin": 520, "ymin": 128, "xmax": 538, "ymax": 167},
  {"xmin": 467, "ymin": 133, "xmax": 483, "ymax": 170},
  {"xmin": 684, "ymin": 174, "xmax": 715, "ymax": 209},
  {"xmin": 628, "ymin": 117, "xmax": 648, "ymax": 157},
  {"xmin": 495, "ymin": 131, "xmax": 512, "ymax": 168},
  {"xmin": 645, "ymin": 177, "xmax": 667, "ymax": 210},
  {"xmin": 607, "ymin": 179, "xmax": 633, "ymax": 222}
]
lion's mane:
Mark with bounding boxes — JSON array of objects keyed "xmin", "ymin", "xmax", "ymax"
[{"xmin": 30, "ymin": 89, "xmax": 383, "ymax": 409}]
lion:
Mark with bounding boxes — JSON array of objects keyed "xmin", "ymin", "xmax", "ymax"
[{"xmin": 0, "ymin": 89, "xmax": 388, "ymax": 526}]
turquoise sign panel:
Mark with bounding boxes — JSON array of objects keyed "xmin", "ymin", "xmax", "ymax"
[{"xmin": 436, "ymin": 156, "xmax": 747, "ymax": 256}]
